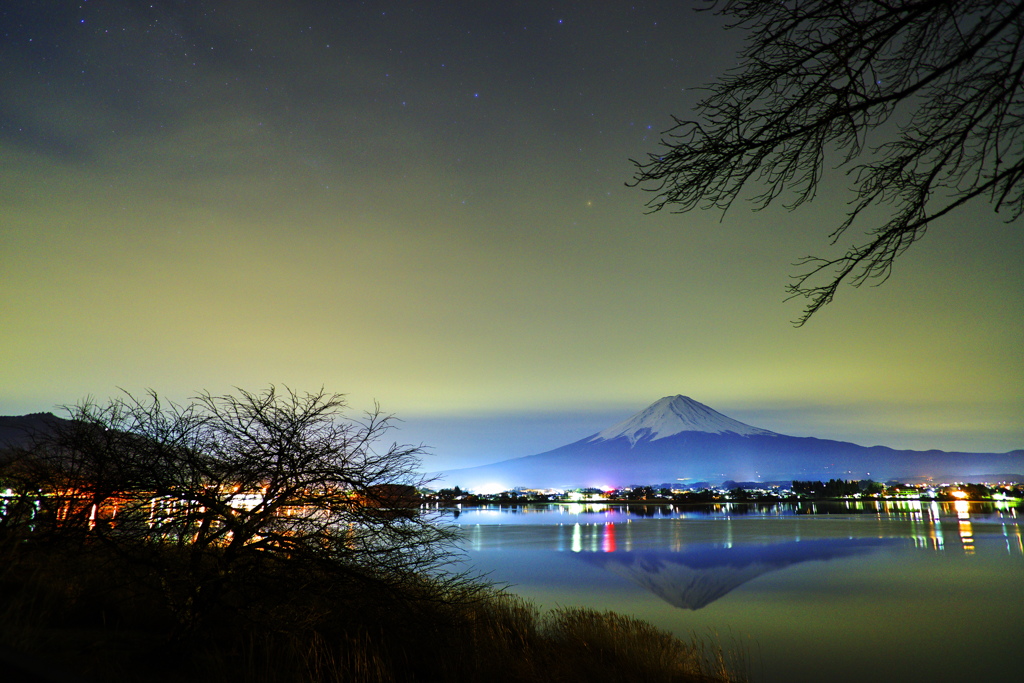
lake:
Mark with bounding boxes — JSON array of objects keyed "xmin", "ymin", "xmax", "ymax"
[{"xmin": 444, "ymin": 501, "xmax": 1023, "ymax": 683}]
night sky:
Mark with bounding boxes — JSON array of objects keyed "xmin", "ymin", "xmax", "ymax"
[{"xmin": 3, "ymin": 1, "xmax": 1022, "ymax": 470}]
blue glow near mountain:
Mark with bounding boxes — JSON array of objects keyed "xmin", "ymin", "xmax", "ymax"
[{"xmin": 438, "ymin": 396, "xmax": 1024, "ymax": 491}]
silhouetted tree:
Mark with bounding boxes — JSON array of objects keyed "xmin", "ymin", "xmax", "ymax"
[
  {"xmin": 729, "ymin": 487, "xmax": 751, "ymax": 501},
  {"xmin": 958, "ymin": 482, "xmax": 992, "ymax": 499},
  {"xmin": 858, "ymin": 479, "xmax": 884, "ymax": 495},
  {"xmin": 7, "ymin": 387, "xmax": 469, "ymax": 631},
  {"xmin": 633, "ymin": 0, "xmax": 1024, "ymax": 324},
  {"xmin": 626, "ymin": 486, "xmax": 656, "ymax": 501}
]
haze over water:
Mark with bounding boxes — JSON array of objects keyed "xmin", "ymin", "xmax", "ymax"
[{"xmin": 448, "ymin": 501, "xmax": 1023, "ymax": 683}]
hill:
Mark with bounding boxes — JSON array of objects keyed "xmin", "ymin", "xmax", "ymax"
[{"xmin": 439, "ymin": 396, "xmax": 1023, "ymax": 490}]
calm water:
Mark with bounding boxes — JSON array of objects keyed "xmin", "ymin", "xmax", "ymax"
[{"xmin": 445, "ymin": 501, "xmax": 1023, "ymax": 683}]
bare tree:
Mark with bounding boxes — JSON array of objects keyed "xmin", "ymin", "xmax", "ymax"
[
  {"xmin": 10, "ymin": 387, "xmax": 470, "ymax": 630},
  {"xmin": 632, "ymin": 0, "xmax": 1024, "ymax": 324}
]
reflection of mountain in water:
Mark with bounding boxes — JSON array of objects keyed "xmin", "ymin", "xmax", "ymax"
[{"xmin": 580, "ymin": 538, "xmax": 899, "ymax": 610}]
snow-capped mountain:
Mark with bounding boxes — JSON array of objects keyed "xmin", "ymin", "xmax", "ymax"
[
  {"xmin": 590, "ymin": 395, "xmax": 776, "ymax": 444},
  {"xmin": 438, "ymin": 395, "xmax": 1024, "ymax": 490}
]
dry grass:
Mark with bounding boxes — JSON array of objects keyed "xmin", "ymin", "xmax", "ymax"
[{"xmin": 0, "ymin": 539, "xmax": 745, "ymax": 683}]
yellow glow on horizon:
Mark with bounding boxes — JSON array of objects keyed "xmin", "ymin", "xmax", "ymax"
[{"xmin": 1, "ymin": 6, "xmax": 1021, "ymax": 459}]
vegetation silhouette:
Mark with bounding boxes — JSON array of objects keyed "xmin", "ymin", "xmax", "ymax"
[
  {"xmin": 632, "ymin": 0, "xmax": 1024, "ymax": 324},
  {"xmin": 0, "ymin": 387, "xmax": 745, "ymax": 682}
]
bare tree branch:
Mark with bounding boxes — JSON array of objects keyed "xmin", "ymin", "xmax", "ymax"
[
  {"xmin": 631, "ymin": 0, "xmax": 1024, "ymax": 324},
  {"xmin": 6, "ymin": 386, "xmax": 469, "ymax": 632}
]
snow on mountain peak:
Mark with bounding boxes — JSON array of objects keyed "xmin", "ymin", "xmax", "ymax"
[{"xmin": 589, "ymin": 395, "xmax": 776, "ymax": 445}]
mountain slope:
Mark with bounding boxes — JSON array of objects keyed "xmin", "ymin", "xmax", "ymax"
[
  {"xmin": 590, "ymin": 395, "xmax": 776, "ymax": 443},
  {"xmin": 439, "ymin": 396, "xmax": 1023, "ymax": 490},
  {"xmin": 0, "ymin": 413, "xmax": 67, "ymax": 452}
]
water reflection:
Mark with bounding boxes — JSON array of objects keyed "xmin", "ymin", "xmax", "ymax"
[
  {"xmin": 456, "ymin": 501, "xmax": 1023, "ymax": 611},
  {"xmin": 578, "ymin": 538, "xmax": 899, "ymax": 610},
  {"xmin": 454, "ymin": 502, "xmax": 1023, "ymax": 683},
  {"xmin": 447, "ymin": 500, "xmax": 1022, "ymax": 525},
  {"xmin": 454, "ymin": 501, "xmax": 1023, "ymax": 569}
]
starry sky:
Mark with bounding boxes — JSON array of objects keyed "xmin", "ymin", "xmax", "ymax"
[{"xmin": 2, "ymin": 1, "xmax": 1022, "ymax": 470}]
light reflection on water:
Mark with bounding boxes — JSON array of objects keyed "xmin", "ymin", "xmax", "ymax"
[
  {"xmin": 450, "ymin": 501, "xmax": 1022, "ymax": 557},
  {"xmin": 449, "ymin": 502, "xmax": 1023, "ymax": 683}
]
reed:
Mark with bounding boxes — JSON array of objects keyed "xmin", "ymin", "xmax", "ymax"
[{"xmin": 0, "ymin": 539, "xmax": 745, "ymax": 683}]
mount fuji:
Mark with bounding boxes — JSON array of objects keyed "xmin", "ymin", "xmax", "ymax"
[
  {"xmin": 587, "ymin": 395, "xmax": 777, "ymax": 443},
  {"xmin": 438, "ymin": 395, "xmax": 1023, "ymax": 490}
]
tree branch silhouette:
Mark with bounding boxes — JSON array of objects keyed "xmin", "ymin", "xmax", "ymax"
[{"xmin": 632, "ymin": 0, "xmax": 1024, "ymax": 324}]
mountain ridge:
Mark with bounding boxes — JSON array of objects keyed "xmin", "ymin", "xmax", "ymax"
[{"xmin": 439, "ymin": 396, "xmax": 1023, "ymax": 490}]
